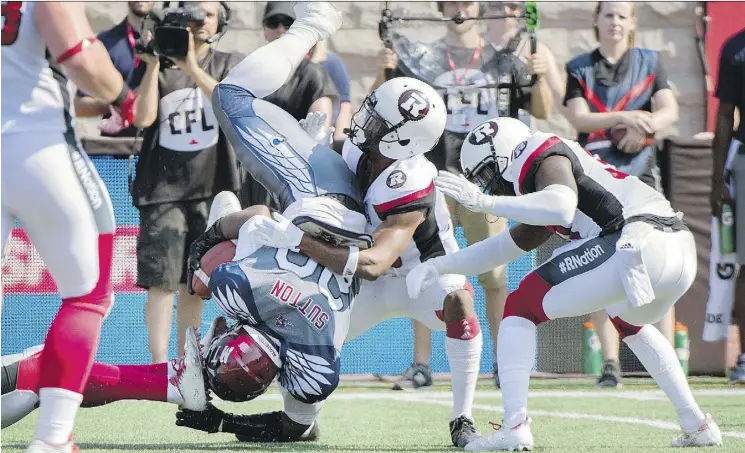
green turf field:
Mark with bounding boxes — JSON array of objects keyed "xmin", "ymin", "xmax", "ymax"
[{"xmin": 3, "ymin": 378, "xmax": 744, "ymax": 452}]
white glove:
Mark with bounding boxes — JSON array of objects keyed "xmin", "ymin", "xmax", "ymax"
[
  {"xmin": 250, "ymin": 213, "xmax": 305, "ymax": 251},
  {"xmin": 299, "ymin": 111, "xmax": 335, "ymax": 146},
  {"xmin": 434, "ymin": 171, "xmax": 493, "ymax": 213},
  {"xmin": 406, "ymin": 259, "xmax": 442, "ymax": 299}
]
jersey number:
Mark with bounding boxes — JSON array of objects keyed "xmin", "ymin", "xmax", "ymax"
[
  {"xmin": 1, "ymin": 2, "xmax": 22, "ymax": 46},
  {"xmin": 275, "ymin": 249, "xmax": 355, "ymax": 312}
]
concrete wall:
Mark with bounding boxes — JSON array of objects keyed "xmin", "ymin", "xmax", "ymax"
[{"xmin": 79, "ymin": 1, "xmax": 707, "ymax": 139}]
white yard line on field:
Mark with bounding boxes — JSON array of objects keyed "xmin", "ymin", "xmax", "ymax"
[{"xmin": 254, "ymin": 390, "xmax": 745, "ymax": 440}]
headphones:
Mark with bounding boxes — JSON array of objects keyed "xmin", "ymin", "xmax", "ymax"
[
  {"xmin": 436, "ymin": 2, "xmax": 486, "ymax": 17},
  {"xmin": 163, "ymin": 1, "xmax": 232, "ymax": 35}
]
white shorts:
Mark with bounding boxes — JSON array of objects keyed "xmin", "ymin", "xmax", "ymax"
[
  {"xmin": 1, "ymin": 132, "xmax": 115, "ymax": 299},
  {"xmin": 512, "ymin": 221, "xmax": 696, "ymax": 326},
  {"xmin": 346, "ymin": 272, "xmax": 468, "ymax": 340}
]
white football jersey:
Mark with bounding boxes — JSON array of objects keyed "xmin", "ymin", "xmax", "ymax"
[
  {"xmin": 510, "ymin": 132, "xmax": 676, "ymax": 240},
  {"xmin": 2, "ymin": 1, "xmax": 71, "ymax": 135},
  {"xmin": 342, "ymin": 140, "xmax": 460, "ymax": 275}
]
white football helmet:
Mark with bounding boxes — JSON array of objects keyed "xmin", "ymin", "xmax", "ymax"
[
  {"xmin": 460, "ymin": 117, "xmax": 532, "ymax": 196},
  {"xmin": 348, "ymin": 77, "xmax": 446, "ymax": 160}
]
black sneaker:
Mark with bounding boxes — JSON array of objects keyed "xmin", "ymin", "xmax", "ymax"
[
  {"xmin": 493, "ymin": 361, "xmax": 500, "ymax": 389},
  {"xmin": 596, "ymin": 360, "xmax": 622, "ymax": 388},
  {"xmin": 392, "ymin": 363, "xmax": 432, "ymax": 390},
  {"xmin": 450, "ymin": 415, "xmax": 480, "ymax": 448},
  {"xmin": 729, "ymin": 354, "xmax": 745, "ymax": 385}
]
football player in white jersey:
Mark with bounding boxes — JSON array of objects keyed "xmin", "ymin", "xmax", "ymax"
[
  {"xmin": 406, "ymin": 117, "xmax": 723, "ymax": 450},
  {"xmin": 202, "ymin": 2, "xmax": 481, "ymax": 447},
  {"xmin": 1, "ymin": 2, "xmax": 137, "ymax": 452}
]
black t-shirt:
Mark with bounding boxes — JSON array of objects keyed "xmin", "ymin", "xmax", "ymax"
[
  {"xmin": 238, "ymin": 58, "xmax": 339, "ymax": 208},
  {"xmin": 133, "ymin": 50, "xmax": 244, "ymax": 207},
  {"xmin": 264, "ymin": 58, "xmax": 339, "ymax": 121},
  {"xmin": 393, "ymin": 40, "xmax": 532, "ymax": 173},
  {"xmin": 715, "ymin": 29, "xmax": 745, "ymax": 143},
  {"xmin": 563, "ymin": 49, "xmax": 669, "ymax": 109}
]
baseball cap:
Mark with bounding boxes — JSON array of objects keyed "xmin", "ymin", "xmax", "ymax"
[{"xmin": 263, "ymin": 2, "xmax": 296, "ymax": 23}]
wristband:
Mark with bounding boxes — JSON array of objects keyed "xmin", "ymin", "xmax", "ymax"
[
  {"xmin": 112, "ymin": 83, "xmax": 134, "ymax": 107},
  {"xmin": 56, "ymin": 37, "xmax": 98, "ymax": 65},
  {"xmin": 343, "ymin": 246, "xmax": 359, "ymax": 282}
]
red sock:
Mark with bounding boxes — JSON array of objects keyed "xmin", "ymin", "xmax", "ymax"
[
  {"xmin": 120, "ymin": 363, "xmax": 168, "ymax": 375},
  {"xmin": 446, "ymin": 316, "xmax": 481, "ymax": 340},
  {"xmin": 81, "ymin": 363, "xmax": 168, "ymax": 407},
  {"xmin": 37, "ymin": 234, "xmax": 114, "ymax": 393}
]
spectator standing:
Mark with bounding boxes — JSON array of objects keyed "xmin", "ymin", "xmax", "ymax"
[
  {"xmin": 132, "ymin": 1, "xmax": 243, "ymax": 363},
  {"xmin": 563, "ymin": 1, "xmax": 680, "ymax": 388},
  {"xmin": 239, "ymin": 1, "xmax": 339, "ymax": 208},
  {"xmin": 709, "ymin": 27, "xmax": 745, "ymax": 385},
  {"xmin": 373, "ymin": 0, "xmax": 553, "ymax": 390},
  {"xmin": 74, "ymin": 1, "xmax": 155, "ymax": 137}
]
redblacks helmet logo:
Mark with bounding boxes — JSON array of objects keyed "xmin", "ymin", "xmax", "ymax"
[{"xmin": 398, "ymin": 89, "xmax": 430, "ymax": 121}]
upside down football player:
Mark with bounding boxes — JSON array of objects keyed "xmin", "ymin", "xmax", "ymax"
[
  {"xmin": 406, "ymin": 116, "xmax": 723, "ymax": 450},
  {"xmin": 192, "ymin": 1, "xmax": 483, "ymax": 447}
]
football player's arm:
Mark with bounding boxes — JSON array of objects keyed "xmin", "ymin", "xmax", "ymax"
[
  {"xmin": 176, "ymin": 406, "xmax": 314, "ymax": 442},
  {"xmin": 35, "ymin": 2, "xmax": 130, "ymax": 105},
  {"xmin": 649, "ymin": 58, "xmax": 679, "ymax": 133},
  {"xmin": 298, "ymin": 210, "xmax": 425, "ymax": 281},
  {"xmin": 426, "ymin": 223, "xmax": 551, "ymax": 277},
  {"xmin": 73, "ymin": 95, "xmax": 112, "ymax": 118}
]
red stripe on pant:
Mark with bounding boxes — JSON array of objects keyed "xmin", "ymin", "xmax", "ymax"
[
  {"xmin": 38, "ymin": 234, "xmax": 115, "ymax": 393},
  {"xmin": 18, "ymin": 352, "xmax": 168, "ymax": 406},
  {"xmin": 503, "ymin": 271, "xmax": 551, "ymax": 325}
]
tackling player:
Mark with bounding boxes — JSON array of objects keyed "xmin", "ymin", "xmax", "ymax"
[
  {"xmin": 406, "ymin": 117, "xmax": 723, "ymax": 450},
  {"xmin": 202, "ymin": 1, "xmax": 483, "ymax": 446},
  {"xmin": 2, "ymin": 2, "xmax": 136, "ymax": 452}
]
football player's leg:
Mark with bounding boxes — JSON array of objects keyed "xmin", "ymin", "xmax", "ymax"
[
  {"xmin": 3, "ymin": 134, "xmax": 115, "ymax": 446},
  {"xmin": 407, "ymin": 274, "xmax": 482, "ymax": 448},
  {"xmin": 345, "ymin": 279, "xmax": 394, "ymax": 340},
  {"xmin": 611, "ymin": 230, "xmax": 720, "ymax": 446},
  {"xmin": 1, "ymin": 346, "xmax": 45, "ymax": 429},
  {"xmin": 212, "ymin": 3, "xmax": 344, "ymax": 211}
]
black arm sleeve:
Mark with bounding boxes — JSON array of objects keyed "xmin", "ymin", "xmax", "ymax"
[
  {"xmin": 563, "ymin": 69, "xmax": 584, "ymax": 106},
  {"xmin": 222, "ymin": 410, "xmax": 314, "ymax": 443}
]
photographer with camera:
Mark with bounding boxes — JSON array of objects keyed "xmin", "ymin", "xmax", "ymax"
[{"xmin": 131, "ymin": 1, "xmax": 243, "ymax": 363}]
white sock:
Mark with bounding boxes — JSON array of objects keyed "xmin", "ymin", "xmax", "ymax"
[
  {"xmin": 446, "ymin": 331, "xmax": 482, "ymax": 420},
  {"xmin": 221, "ymin": 26, "xmax": 319, "ymax": 99},
  {"xmin": 497, "ymin": 317, "xmax": 536, "ymax": 428},
  {"xmin": 35, "ymin": 387, "xmax": 83, "ymax": 445},
  {"xmin": 624, "ymin": 325, "xmax": 705, "ymax": 431},
  {"xmin": 166, "ymin": 359, "xmax": 185, "ymax": 406}
]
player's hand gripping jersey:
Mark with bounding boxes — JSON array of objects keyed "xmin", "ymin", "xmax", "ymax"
[
  {"xmin": 510, "ymin": 132, "xmax": 676, "ymax": 240},
  {"xmin": 341, "ymin": 140, "xmax": 460, "ymax": 274}
]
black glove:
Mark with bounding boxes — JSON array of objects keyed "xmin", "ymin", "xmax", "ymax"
[
  {"xmin": 175, "ymin": 403, "xmax": 225, "ymax": 433},
  {"xmin": 186, "ymin": 219, "xmax": 227, "ymax": 297}
]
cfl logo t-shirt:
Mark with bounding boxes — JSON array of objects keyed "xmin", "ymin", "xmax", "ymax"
[{"xmin": 158, "ymin": 88, "xmax": 219, "ymax": 152}]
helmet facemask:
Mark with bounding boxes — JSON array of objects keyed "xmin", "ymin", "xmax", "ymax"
[
  {"xmin": 464, "ymin": 152, "xmax": 515, "ymax": 197},
  {"xmin": 348, "ymin": 91, "xmax": 415, "ymax": 153}
]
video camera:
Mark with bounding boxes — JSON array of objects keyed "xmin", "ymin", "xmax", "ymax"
[{"xmin": 137, "ymin": 5, "xmax": 206, "ymax": 58}]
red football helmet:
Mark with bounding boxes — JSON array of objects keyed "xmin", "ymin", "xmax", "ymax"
[{"xmin": 204, "ymin": 323, "xmax": 282, "ymax": 402}]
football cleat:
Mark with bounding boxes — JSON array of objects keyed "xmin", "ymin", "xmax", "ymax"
[
  {"xmin": 174, "ymin": 326, "xmax": 209, "ymax": 411},
  {"xmin": 464, "ymin": 418, "xmax": 534, "ymax": 452},
  {"xmin": 292, "ymin": 2, "xmax": 343, "ymax": 42},
  {"xmin": 728, "ymin": 353, "xmax": 745, "ymax": 385},
  {"xmin": 24, "ymin": 439, "xmax": 78, "ymax": 453},
  {"xmin": 450, "ymin": 415, "xmax": 480, "ymax": 448},
  {"xmin": 671, "ymin": 414, "xmax": 723, "ymax": 448}
]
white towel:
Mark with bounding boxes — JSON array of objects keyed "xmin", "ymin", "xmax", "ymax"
[
  {"xmin": 616, "ymin": 222, "xmax": 655, "ymax": 309},
  {"xmin": 703, "ymin": 216, "xmax": 738, "ymax": 342}
]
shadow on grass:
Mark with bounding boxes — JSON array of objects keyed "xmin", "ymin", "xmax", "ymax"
[{"xmin": 4, "ymin": 442, "xmax": 454, "ymax": 452}]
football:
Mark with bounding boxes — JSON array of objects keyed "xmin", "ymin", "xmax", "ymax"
[
  {"xmin": 609, "ymin": 124, "xmax": 655, "ymax": 148},
  {"xmin": 191, "ymin": 240, "xmax": 236, "ymax": 299}
]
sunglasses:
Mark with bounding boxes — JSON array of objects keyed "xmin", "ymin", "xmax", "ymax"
[{"xmin": 263, "ymin": 15, "xmax": 294, "ymax": 30}]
